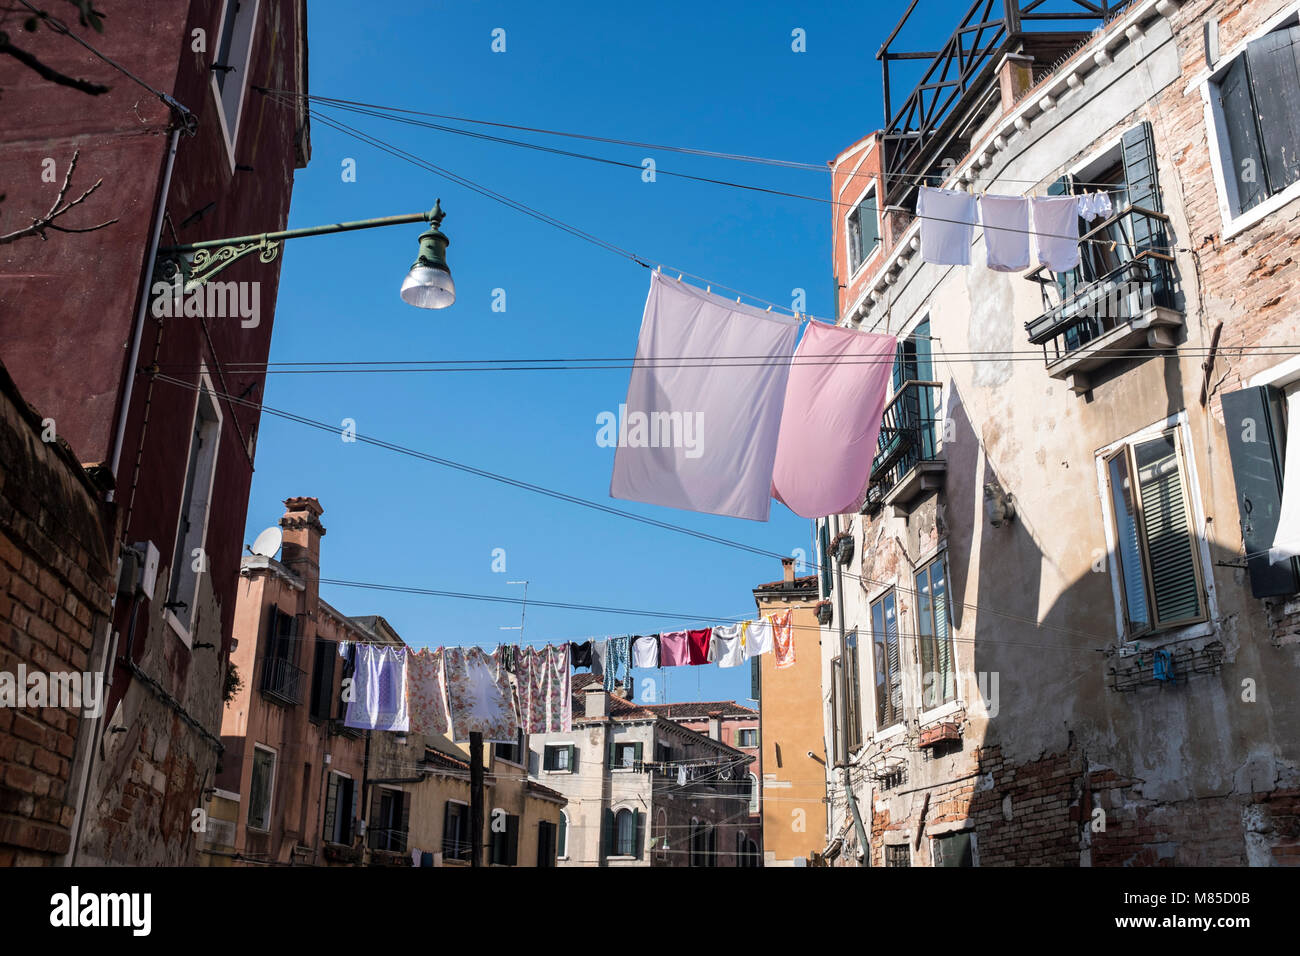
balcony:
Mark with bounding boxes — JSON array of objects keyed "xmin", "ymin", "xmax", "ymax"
[
  {"xmin": 259, "ymin": 654, "xmax": 306, "ymax": 706},
  {"xmin": 1024, "ymin": 206, "xmax": 1181, "ymax": 393},
  {"xmin": 865, "ymin": 380, "xmax": 945, "ymax": 516}
]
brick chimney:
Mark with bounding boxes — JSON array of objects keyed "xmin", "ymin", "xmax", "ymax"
[
  {"xmin": 279, "ymin": 497, "xmax": 325, "ymax": 599},
  {"xmin": 707, "ymin": 711, "xmax": 722, "ymax": 741},
  {"xmin": 781, "ymin": 557, "xmax": 795, "ymax": 584},
  {"xmin": 997, "ymin": 52, "xmax": 1036, "ymax": 113},
  {"xmin": 585, "ymin": 682, "xmax": 608, "ymax": 719}
]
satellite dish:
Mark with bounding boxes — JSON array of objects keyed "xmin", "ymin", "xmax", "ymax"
[{"xmin": 250, "ymin": 526, "xmax": 283, "ymax": 558}]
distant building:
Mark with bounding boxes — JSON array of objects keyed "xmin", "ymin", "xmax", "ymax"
[
  {"xmin": 642, "ymin": 700, "xmax": 761, "ymax": 864},
  {"xmin": 529, "ymin": 674, "xmax": 754, "ymax": 866},
  {"xmin": 752, "ymin": 559, "xmax": 827, "ymax": 866},
  {"xmin": 210, "ymin": 496, "xmax": 565, "ymax": 866}
]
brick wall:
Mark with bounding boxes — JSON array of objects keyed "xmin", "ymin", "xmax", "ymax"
[{"xmin": 0, "ymin": 361, "xmax": 116, "ymax": 864}]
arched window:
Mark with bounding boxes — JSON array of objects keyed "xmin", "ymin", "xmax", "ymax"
[
  {"xmin": 746, "ymin": 772, "xmax": 759, "ymax": 813},
  {"xmin": 557, "ymin": 811, "xmax": 568, "ymax": 860},
  {"xmin": 655, "ymin": 808, "xmax": 669, "ymax": 860},
  {"xmin": 689, "ymin": 817, "xmax": 702, "ymax": 867},
  {"xmin": 615, "ymin": 807, "xmax": 636, "ymax": 857}
]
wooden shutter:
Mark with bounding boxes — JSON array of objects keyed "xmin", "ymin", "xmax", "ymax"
[
  {"xmin": 1133, "ymin": 432, "xmax": 1205, "ymax": 627},
  {"xmin": 345, "ymin": 778, "xmax": 358, "ymax": 844},
  {"xmin": 505, "ymin": 815, "xmax": 519, "ymax": 866},
  {"xmin": 1218, "ymin": 55, "xmax": 1269, "ymax": 214},
  {"xmin": 602, "ymin": 808, "xmax": 614, "ymax": 857},
  {"xmin": 1222, "ymin": 386, "xmax": 1300, "ymax": 596},
  {"xmin": 323, "ymin": 773, "xmax": 338, "ymax": 842},
  {"xmin": 442, "ymin": 803, "xmax": 454, "ymax": 857},
  {"xmin": 933, "ymin": 560, "xmax": 953, "ymax": 702},
  {"xmin": 398, "ymin": 792, "xmax": 411, "ymax": 854},
  {"xmin": 1121, "ymin": 122, "xmax": 1163, "ymax": 256},
  {"xmin": 632, "ymin": 741, "xmax": 644, "ymax": 772},
  {"xmin": 830, "ymin": 657, "xmax": 844, "ymax": 764},
  {"xmin": 845, "ymin": 638, "xmax": 861, "ymax": 750},
  {"xmin": 633, "ymin": 810, "xmax": 644, "ymax": 859},
  {"xmin": 819, "ymin": 522, "xmax": 832, "ymax": 596},
  {"xmin": 606, "ymin": 735, "xmax": 617, "ymax": 768},
  {"xmin": 916, "ymin": 566, "xmax": 936, "ymax": 706},
  {"xmin": 1246, "ymin": 26, "xmax": 1300, "ymax": 195},
  {"xmin": 884, "ymin": 595, "xmax": 901, "ymax": 726},
  {"xmin": 566, "ymin": 745, "xmax": 576, "ymax": 771}
]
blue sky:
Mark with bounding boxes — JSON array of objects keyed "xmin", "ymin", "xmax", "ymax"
[{"xmin": 243, "ymin": 0, "xmax": 962, "ymax": 705}]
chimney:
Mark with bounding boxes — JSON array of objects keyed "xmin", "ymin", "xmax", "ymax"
[
  {"xmin": 781, "ymin": 557, "xmax": 795, "ymax": 584},
  {"xmin": 997, "ymin": 52, "xmax": 1036, "ymax": 113},
  {"xmin": 280, "ymin": 497, "xmax": 325, "ymax": 599},
  {"xmin": 585, "ymin": 682, "xmax": 608, "ymax": 719},
  {"xmin": 707, "ymin": 712, "xmax": 722, "ymax": 741}
]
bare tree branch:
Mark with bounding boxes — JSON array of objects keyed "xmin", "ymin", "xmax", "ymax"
[
  {"xmin": 0, "ymin": 149, "xmax": 118, "ymax": 244},
  {"xmin": 0, "ymin": 30, "xmax": 110, "ymax": 94}
]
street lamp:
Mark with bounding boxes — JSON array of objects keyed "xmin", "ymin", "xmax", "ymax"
[
  {"xmin": 154, "ymin": 200, "xmax": 456, "ymax": 310},
  {"xmin": 399, "ymin": 199, "xmax": 454, "ymax": 310}
]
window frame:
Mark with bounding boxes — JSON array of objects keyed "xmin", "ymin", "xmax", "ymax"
[
  {"xmin": 442, "ymin": 799, "xmax": 472, "ymax": 864},
  {"xmin": 843, "ymin": 178, "xmax": 883, "ymax": 279},
  {"xmin": 322, "ymin": 769, "xmax": 354, "ymax": 845},
  {"xmin": 1095, "ymin": 412, "xmax": 1217, "ymax": 645},
  {"xmin": 613, "ymin": 807, "xmax": 637, "ymax": 858},
  {"xmin": 492, "ymin": 729, "xmax": 526, "ymax": 767},
  {"xmin": 869, "ymin": 588, "xmax": 905, "ymax": 735},
  {"xmin": 931, "ymin": 828, "xmax": 976, "ymax": 867},
  {"xmin": 1197, "ymin": 4, "xmax": 1300, "ymax": 238},
  {"xmin": 163, "ymin": 365, "xmax": 223, "ymax": 648},
  {"xmin": 915, "ymin": 555, "xmax": 957, "ymax": 716},
  {"xmin": 542, "ymin": 742, "xmax": 575, "ymax": 774},
  {"xmin": 736, "ymin": 728, "xmax": 758, "ymax": 749},
  {"xmin": 209, "ymin": 0, "xmax": 262, "ymax": 174},
  {"xmin": 247, "ymin": 743, "xmax": 276, "ymax": 832}
]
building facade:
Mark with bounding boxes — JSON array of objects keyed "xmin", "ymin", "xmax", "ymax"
[
  {"xmin": 752, "ymin": 560, "xmax": 828, "ymax": 866},
  {"xmin": 0, "ymin": 0, "xmax": 310, "ymax": 865},
  {"xmin": 642, "ymin": 700, "xmax": 762, "ymax": 864},
  {"xmin": 529, "ymin": 674, "xmax": 754, "ymax": 866},
  {"xmin": 819, "ymin": 0, "xmax": 1300, "ymax": 866}
]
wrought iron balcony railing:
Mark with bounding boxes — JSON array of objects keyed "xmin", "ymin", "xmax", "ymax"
[
  {"xmin": 259, "ymin": 655, "xmax": 306, "ymax": 706},
  {"xmin": 1024, "ymin": 205, "xmax": 1178, "ymax": 368},
  {"xmin": 865, "ymin": 380, "xmax": 944, "ymax": 511}
]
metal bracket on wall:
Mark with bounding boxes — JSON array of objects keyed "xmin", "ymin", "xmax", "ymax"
[{"xmin": 155, "ymin": 236, "xmax": 281, "ymax": 292}]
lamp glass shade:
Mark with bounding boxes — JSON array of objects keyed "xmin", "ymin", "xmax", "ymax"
[{"xmin": 400, "ymin": 265, "xmax": 455, "ymax": 310}]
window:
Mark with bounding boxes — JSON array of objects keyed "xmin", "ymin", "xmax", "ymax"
[
  {"xmin": 737, "ymin": 729, "xmax": 758, "ymax": 748},
  {"xmin": 689, "ymin": 820, "xmax": 716, "ymax": 867},
  {"xmin": 309, "ymin": 637, "xmax": 336, "ymax": 721},
  {"xmin": 843, "ymin": 631, "xmax": 862, "ymax": 751},
  {"xmin": 165, "ymin": 373, "xmax": 222, "ymax": 646},
  {"xmin": 1211, "ymin": 19, "xmax": 1300, "ymax": 220},
  {"xmin": 321, "ymin": 771, "xmax": 354, "ymax": 845},
  {"xmin": 933, "ymin": 830, "xmax": 974, "ymax": 867},
  {"xmin": 655, "ymin": 809, "xmax": 669, "ymax": 861},
  {"xmin": 211, "ymin": 0, "xmax": 261, "ymax": 167},
  {"xmin": 606, "ymin": 807, "xmax": 641, "ymax": 859},
  {"xmin": 259, "ymin": 605, "xmax": 301, "ymax": 705},
  {"xmin": 870, "ymin": 591, "xmax": 903, "ymax": 730},
  {"xmin": 489, "ymin": 813, "xmax": 520, "ymax": 866},
  {"xmin": 610, "ymin": 740, "xmax": 642, "ymax": 771},
  {"xmin": 557, "ymin": 811, "xmax": 568, "ymax": 860},
  {"xmin": 884, "ymin": 843, "xmax": 910, "ymax": 867},
  {"xmin": 1102, "ymin": 427, "xmax": 1207, "ymax": 638},
  {"xmin": 369, "ymin": 787, "xmax": 409, "ymax": 853},
  {"xmin": 916, "ymin": 557, "xmax": 956, "ymax": 710},
  {"xmin": 543, "ymin": 743, "xmax": 575, "ymax": 773},
  {"xmin": 442, "ymin": 802, "xmax": 472, "ymax": 862},
  {"xmin": 746, "ymin": 772, "xmax": 759, "ymax": 814},
  {"xmin": 248, "ymin": 745, "xmax": 275, "ymax": 831},
  {"xmin": 847, "ymin": 186, "xmax": 880, "ymax": 274},
  {"xmin": 494, "ymin": 729, "xmax": 526, "ymax": 765},
  {"xmin": 537, "ymin": 820, "xmax": 558, "ymax": 867}
]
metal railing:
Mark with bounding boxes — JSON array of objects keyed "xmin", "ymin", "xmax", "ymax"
[
  {"xmin": 1024, "ymin": 205, "xmax": 1176, "ymax": 363},
  {"xmin": 259, "ymin": 655, "xmax": 305, "ymax": 706},
  {"xmin": 866, "ymin": 380, "xmax": 944, "ymax": 509},
  {"xmin": 879, "ymin": 0, "xmax": 1132, "ymax": 206}
]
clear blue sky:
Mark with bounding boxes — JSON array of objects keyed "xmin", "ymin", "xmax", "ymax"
[{"xmin": 242, "ymin": 0, "xmax": 963, "ymax": 705}]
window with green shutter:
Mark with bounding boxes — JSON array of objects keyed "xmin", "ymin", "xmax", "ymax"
[
  {"xmin": 916, "ymin": 557, "xmax": 955, "ymax": 710},
  {"xmin": 1103, "ymin": 427, "xmax": 1207, "ymax": 638},
  {"xmin": 871, "ymin": 591, "xmax": 903, "ymax": 730}
]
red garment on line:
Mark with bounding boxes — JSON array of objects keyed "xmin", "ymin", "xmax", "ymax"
[{"xmin": 687, "ymin": 628, "xmax": 713, "ymax": 665}]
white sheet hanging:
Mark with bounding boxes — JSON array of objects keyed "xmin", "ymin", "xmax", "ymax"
[
  {"xmin": 1030, "ymin": 195, "xmax": 1082, "ymax": 272},
  {"xmin": 918, "ymin": 186, "xmax": 978, "ymax": 266},
  {"xmin": 978, "ymin": 194, "xmax": 1031, "ymax": 272}
]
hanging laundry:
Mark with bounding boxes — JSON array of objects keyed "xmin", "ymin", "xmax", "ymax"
[
  {"xmin": 687, "ymin": 628, "xmax": 714, "ymax": 665},
  {"xmin": 741, "ymin": 619, "xmax": 772, "ymax": 660},
  {"xmin": 609, "ymin": 271, "xmax": 800, "ymax": 522},
  {"xmin": 677, "ymin": 765, "xmax": 687, "ymax": 786},
  {"xmin": 771, "ymin": 321, "xmax": 897, "ymax": 518},
  {"xmin": 343, "ymin": 643, "xmax": 410, "ymax": 732},
  {"xmin": 443, "ymin": 646, "xmax": 520, "ymax": 743},
  {"xmin": 659, "ymin": 631, "xmax": 691, "ymax": 666},
  {"xmin": 517, "ymin": 644, "xmax": 572, "ymax": 734},
  {"xmin": 407, "ymin": 647, "xmax": 451, "ymax": 736},
  {"xmin": 1030, "ymin": 195, "xmax": 1082, "ymax": 272},
  {"xmin": 918, "ymin": 186, "xmax": 979, "ymax": 265},
  {"xmin": 569, "ymin": 640, "xmax": 593, "ymax": 670},
  {"xmin": 978, "ymin": 194, "xmax": 1031, "ymax": 272},
  {"xmin": 769, "ymin": 610, "xmax": 796, "ymax": 669},
  {"xmin": 631, "ymin": 634, "xmax": 660, "ymax": 669},
  {"xmin": 591, "ymin": 639, "xmax": 608, "ymax": 680},
  {"xmin": 603, "ymin": 635, "xmax": 631, "ymax": 691},
  {"xmin": 711, "ymin": 623, "xmax": 745, "ymax": 668},
  {"xmin": 1077, "ymin": 191, "xmax": 1114, "ymax": 222}
]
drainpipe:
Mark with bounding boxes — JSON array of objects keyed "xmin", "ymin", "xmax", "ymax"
[
  {"xmin": 106, "ymin": 125, "xmax": 181, "ymax": 501},
  {"xmin": 832, "ymin": 514, "xmax": 870, "ymax": 864}
]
